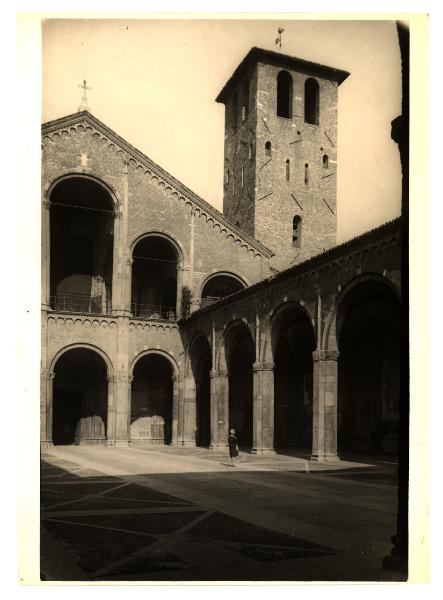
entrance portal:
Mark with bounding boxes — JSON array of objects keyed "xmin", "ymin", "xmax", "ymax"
[
  {"xmin": 131, "ymin": 354, "xmax": 173, "ymax": 445},
  {"xmin": 52, "ymin": 348, "xmax": 108, "ymax": 445}
]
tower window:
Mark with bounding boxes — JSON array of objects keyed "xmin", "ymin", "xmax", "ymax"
[
  {"xmin": 286, "ymin": 159, "xmax": 290, "ymax": 181},
  {"xmin": 225, "ymin": 170, "xmax": 230, "ymax": 185},
  {"xmin": 248, "ymin": 142, "xmax": 253, "ymax": 160},
  {"xmin": 241, "ymin": 166, "xmax": 245, "ymax": 188},
  {"xmin": 292, "ymin": 216, "xmax": 302, "ymax": 248},
  {"xmin": 304, "ymin": 163, "xmax": 309, "ymax": 185},
  {"xmin": 323, "ymin": 154, "xmax": 329, "ymax": 169},
  {"xmin": 241, "ymin": 79, "xmax": 249, "ymax": 122},
  {"xmin": 265, "ymin": 141, "xmax": 272, "ymax": 157},
  {"xmin": 304, "ymin": 78, "xmax": 319, "ymax": 125},
  {"xmin": 232, "ymin": 172, "xmax": 235, "ymax": 196},
  {"xmin": 277, "ymin": 71, "xmax": 293, "ymax": 118},
  {"xmin": 232, "ymin": 93, "xmax": 238, "ymax": 133}
]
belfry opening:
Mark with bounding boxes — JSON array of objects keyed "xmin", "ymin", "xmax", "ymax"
[
  {"xmin": 50, "ymin": 177, "xmax": 114, "ymax": 314},
  {"xmin": 337, "ymin": 279, "xmax": 401, "ymax": 455},
  {"xmin": 131, "ymin": 354, "xmax": 174, "ymax": 445},
  {"xmin": 273, "ymin": 305, "xmax": 315, "ymax": 451},
  {"xmin": 52, "ymin": 348, "xmax": 108, "ymax": 445}
]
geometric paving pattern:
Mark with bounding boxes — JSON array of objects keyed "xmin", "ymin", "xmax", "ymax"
[{"xmin": 41, "ymin": 457, "xmax": 339, "ymax": 580}]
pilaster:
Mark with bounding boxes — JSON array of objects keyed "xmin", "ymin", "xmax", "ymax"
[
  {"xmin": 40, "ymin": 369, "xmax": 55, "ymax": 447},
  {"xmin": 209, "ymin": 369, "xmax": 229, "ymax": 450},
  {"xmin": 311, "ymin": 349, "xmax": 340, "ymax": 462},
  {"xmin": 251, "ymin": 362, "xmax": 275, "ymax": 455}
]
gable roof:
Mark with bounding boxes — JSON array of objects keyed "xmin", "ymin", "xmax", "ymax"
[
  {"xmin": 216, "ymin": 47, "xmax": 350, "ymax": 104},
  {"xmin": 42, "ymin": 110, "xmax": 274, "ymax": 258}
]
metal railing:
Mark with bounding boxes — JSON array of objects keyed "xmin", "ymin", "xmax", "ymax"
[
  {"xmin": 131, "ymin": 302, "xmax": 176, "ymax": 321},
  {"xmin": 50, "ymin": 292, "xmax": 110, "ymax": 314}
]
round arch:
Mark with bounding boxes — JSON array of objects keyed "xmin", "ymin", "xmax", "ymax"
[
  {"xmin": 50, "ymin": 342, "xmax": 114, "ymax": 376},
  {"xmin": 323, "ymin": 272, "xmax": 401, "ymax": 352},
  {"xmin": 199, "ymin": 271, "xmax": 249, "ymax": 297},
  {"xmin": 46, "ymin": 172, "xmax": 122, "ymax": 214},
  {"xmin": 186, "ymin": 330, "xmax": 212, "ymax": 376},
  {"xmin": 264, "ymin": 300, "xmax": 315, "ymax": 363},
  {"xmin": 129, "ymin": 229, "xmax": 186, "ymax": 264},
  {"xmin": 130, "ymin": 348, "xmax": 180, "ymax": 378}
]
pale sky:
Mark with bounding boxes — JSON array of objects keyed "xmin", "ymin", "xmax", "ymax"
[{"xmin": 42, "ymin": 18, "xmax": 402, "ymax": 243}]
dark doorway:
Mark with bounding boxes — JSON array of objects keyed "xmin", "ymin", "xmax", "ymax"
[
  {"xmin": 273, "ymin": 306, "xmax": 315, "ymax": 451},
  {"xmin": 226, "ymin": 324, "xmax": 254, "ymax": 449},
  {"xmin": 131, "ymin": 354, "xmax": 173, "ymax": 445},
  {"xmin": 338, "ymin": 280, "xmax": 401, "ymax": 454},
  {"xmin": 189, "ymin": 334, "xmax": 212, "ymax": 448},
  {"xmin": 53, "ymin": 348, "xmax": 108, "ymax": 445}
]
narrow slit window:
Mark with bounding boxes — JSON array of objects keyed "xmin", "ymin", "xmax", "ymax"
[
  {"xmin": 241, "ymin": 79, "xmax": 249, "ymax": 122},
  {"xmin": 323, "ymin": 154, "xmax": 329, "ymax": 169},
  {"xmin": 277, "ymin": 71, "xmax": 293, "ymax": 118},
  {"xmin": 265, "ymin": 141, "xmax": 272, "ymax": 157},
  {"xmin": 232, "ymin": 173, "xmax": 235, "ymax": 196},
  {"xmin": 241, "ymin": 166, "xmax": 245, "ymax": 188},
  {"xmin": 292, "ymin": 216, "xmax": 302, "ymax": 248},
  {"xmin": 304, "ymin": 78, "xmax": 320, "ymax": 125},
  {"xmin": 248, "ymin": 142, "xmax": 253, "ymax": 160},
  {"xmin": 304, "ymin": 163, "xmax": 309, "ymax": 185},
  {"xmin": 286, "ymin": 159, "xmax": 290, "ymax": 181},
  {"xmin": 232, "ymin": 93, "xmax": 238, "ymax": 133},
  {"xmin": 225, "ymin": 170, "xmax": 230, "ymax": 185}
]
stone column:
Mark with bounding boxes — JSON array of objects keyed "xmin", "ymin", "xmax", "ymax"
[
  {"xmin": 41, "ymin": 369, "xmax": 54, "ymax": 447},
  {"xmin": 252, "ymin": 362, "xmax": 275, "ymax": 455},
  {"xmin": 209, "ymin": 369, "xmax": 229, "ymax": 450},
  {"xmin": 106, "ymin": 375, "xmax": 117, "ymax": 445},
  {"xmin": 41, "ymin": 200, "xmax": 51, "ymax": 310},
  {"xmin": 182, "ymin": 376, "xmax": 197, "ymax": 447},
  {"xmin": 114, "ymin": 373, "xmax": 132, "ymax": 446},
  {"xmin": 111, "ymin": 211, "xmax": 123, "ymax": 313},
  {"xmin": 175, "ymin": 263, "xmax": 184, "ymax": 319},
  {"xmin": 171, "ymin": 374, "xmax": 179, "ymax": 444},
  {"xmin": 311, "ymin": 349, "xmax": 340, "ymax": 462}
]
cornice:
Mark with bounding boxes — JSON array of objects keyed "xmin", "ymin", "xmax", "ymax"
[{"xmin": 42, "ymin": 111, "xmax": 274, "ymax": 259}]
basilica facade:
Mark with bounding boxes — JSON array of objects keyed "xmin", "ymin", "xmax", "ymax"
[{"xmin": 41, "ymin": 48, "xmax": 402, "ymax": 461}]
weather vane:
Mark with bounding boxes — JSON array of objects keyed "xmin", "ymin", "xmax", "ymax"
[
  {"xmin": 275, "ymin": 27, "xmax": 284, "ymax": 50},
  {"xmin": 78, "ymin": 79, "xmax": 92, "ymax": 111}
]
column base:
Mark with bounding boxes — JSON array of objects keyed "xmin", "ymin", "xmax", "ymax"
[
  {"xmin": 169, "ymin": 440, "xmax": 196, "ymax": 447},
  {"xmin": 310, "ymin": 453, "xmax": 340, "ymax": 463},
  {"xmin": 209, "ymin": 443, "xmax": 228, "ymax": 451},
  {"xmin": 251, "ymin": 447, "xmax": 276, "ymax": 456},
  {"xmin": 114, "ymin": 440, "xmax": 130, "ymax": 447},
  {"xmin": 41, "ymin": 441, "xmax": 54, "ymax": 448}
]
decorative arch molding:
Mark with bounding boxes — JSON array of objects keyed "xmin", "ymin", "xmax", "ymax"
[
  {"xmin": 49, "ymin": 342, "xmax": 114, "ymax": 376},
  {"xmin": 130, "ymin": 348, "xmax": 180, "ymax": 378},
  {"xmin": 45, "ymin": 172, "xmax": 122, "ymax": 214},
  {"xmin": 186, "ymin": 330, "xmax": 212, "ymax": 376},
  {"xmin": 129, "ymin": 228, "xmax": 187, "ymax": 264},
  {"xmin": 322, "ymin": 271, "xmax": 401, "ymax": 352},
  {"xmin": 199, "ymin": 270, "xmax": 249, "ymax": 298},
  {"xmin": 263, "ymin": 300, "xmax": 316, "ymax": 363}
]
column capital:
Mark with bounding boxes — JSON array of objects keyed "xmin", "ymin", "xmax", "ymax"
[
  {"xmin": 209, "ymin": 369, "xmax": 218, "ymax": 378},
  {"xmin": 107, "ymin": 375, "xmax": 116, "ymax": 384},
  {"xmin": 218, "ymin": 368, "xmax": 228, "ymax": 378},
  {"xmin": 118, "ymin": 374, "xmax": 134, "ymax": 384},
  {"xmin": 113, "ymin": 208, "xmax": 123, "ymax": 219},
  {"xmin": 42, "ymin": 199, "xmax": 51, "ymax": 211},
  {"xmin": 312, "ymin": 349, "xmax": 339, "ymax": 361},
  {"xmin": 41, "ymin": 369, "xmax": 55, "ymax": 380},
  {"xmin": 253, "ymin": 361, "xmax": 274, "ymax": 372},
  {"xmin": 177, "ymin": 262, "xmax": 184, "ymax": 271},
  {"xmin": 126, "ymin": 257, "xmax": 134, "ymax": 266}
]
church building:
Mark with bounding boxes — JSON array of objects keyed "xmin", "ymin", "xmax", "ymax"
[{"xmin": 41, "ymin": 47, "xmax": 402, "ymax": 461}]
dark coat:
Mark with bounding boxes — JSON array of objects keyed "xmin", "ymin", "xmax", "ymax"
[{"xmin": 228, "ymin": 434, "xmax": 238, "ymax": 457}]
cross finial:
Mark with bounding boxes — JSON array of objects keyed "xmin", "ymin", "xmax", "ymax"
[
  {"xmin": 274, "ymin": 27, "xmax": 284, "ymax": 51},
  {"xmin": 78, "ymin": 79, "xmax": 92, "ymax": 112}
]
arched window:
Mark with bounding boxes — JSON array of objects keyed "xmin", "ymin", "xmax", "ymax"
[
  {"xmin": 241, "ymin": 79, "xmax": 249, "ymax": 122},
  {"xmin": 323, "ymin": 154, "xmax": 329, "ymax": 169},
  {"xmin": 304, "ymin": 163, "xmax": 309, "ymax": 185},
  {"xmin": 277, "ymin": 71, "xmax": 293, "ymax": 118},
  {"xmin": 285, "ymin": 159, "xmax": 290, "ymax": 181},
  {"xmin": 232, "ymin": 93, "xmax": 238, "ymax": 133},
  {"xmin": 248, "ymin": 142, "xmax": 253, "ymax": 160},
  {"xmin": 292, "ymin": 216, "xmax": 302, "ymax": 248},
  {"xmin": 304, "ymin": 78, "xmax": 319, "ymax": 125},
  {"xmin": 265, "ymin": 141, "xmax": 272, "ymax": 157}
]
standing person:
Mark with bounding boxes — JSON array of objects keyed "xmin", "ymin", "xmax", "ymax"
[{"xmin": 228, "ymin": 429, "xmax": 239, "ymax": 466}]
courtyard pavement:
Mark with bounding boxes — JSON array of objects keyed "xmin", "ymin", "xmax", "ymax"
[{"xmin": 40, "ymin": 445, "xmax": 406, "ymax": 583}]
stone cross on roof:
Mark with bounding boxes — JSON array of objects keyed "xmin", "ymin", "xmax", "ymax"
[{"xmin": 78, "ymin": 80, "xmax": 92, "ymax": 112}]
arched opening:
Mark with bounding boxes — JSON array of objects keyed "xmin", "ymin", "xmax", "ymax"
[
  {"xmin": 265, "ymin": 141, "xmax": 272, "ymax": 157},
  {"xmin": 286, "ymin": 159, "xmax": 290, "ymax": 181},
  {"xmin": 272, "ymin": 305, "xmax": 315, "ymax": 451},
  {"xmin": 52, "ymin": 348, "xmax": 108, "ymax": 445},
  {"xmin": 337, "ymin": 279, "xmax": 401, "ymax": 455},
  {"xmin": 277, "ymin": 70, "xmax": 293, "ymax": 118},
  {"xmin": 200, "ymin": 274, "xmax": 245, "ymax": 309},
  {"xmin": 225, "ymin": 322, "xmax": 255, "ymax": 449},
  {"xmin": 50, "ymin": 177, "xmax": 115, "ymax": 314},
  {"xmin": 323, "ymin": 154, "xmax": 329, "ymax": 169},
  {"xmin": 292, "ymin": 215, "xmax": 302, "ymax": 248},
  {"xmin": 131, "ymin": 235, "xmax": 178, "ymax": 320},
  {"xmin": 304, "ymin": 78, "xmax": 320, "ymax": 125},
  {"xmin": 188, "ymin": 334, "xmax": 212, "ymax": 448},
  {"xmin": 131, "ymin": 354, "xmax": 173, "ymax": 445}
]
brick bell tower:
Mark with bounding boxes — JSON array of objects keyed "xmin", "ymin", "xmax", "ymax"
[{"xmin": 216, "ymin": 47, "xmax": 350, "ymax": 270}]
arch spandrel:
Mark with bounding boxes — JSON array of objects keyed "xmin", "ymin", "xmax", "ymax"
[{"xmin": 49, "ymin": 342, "xmax": 114, "ymax": 377}]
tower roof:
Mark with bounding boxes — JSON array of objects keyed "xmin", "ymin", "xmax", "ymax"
[{"xmin": 216, "ymin": 47, "xmax": 350, "ymax": 104}]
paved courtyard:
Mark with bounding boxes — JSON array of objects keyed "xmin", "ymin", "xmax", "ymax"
[{"xmin": 40, "ymin": 445, "xmax": 406, "ymax": 582}]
